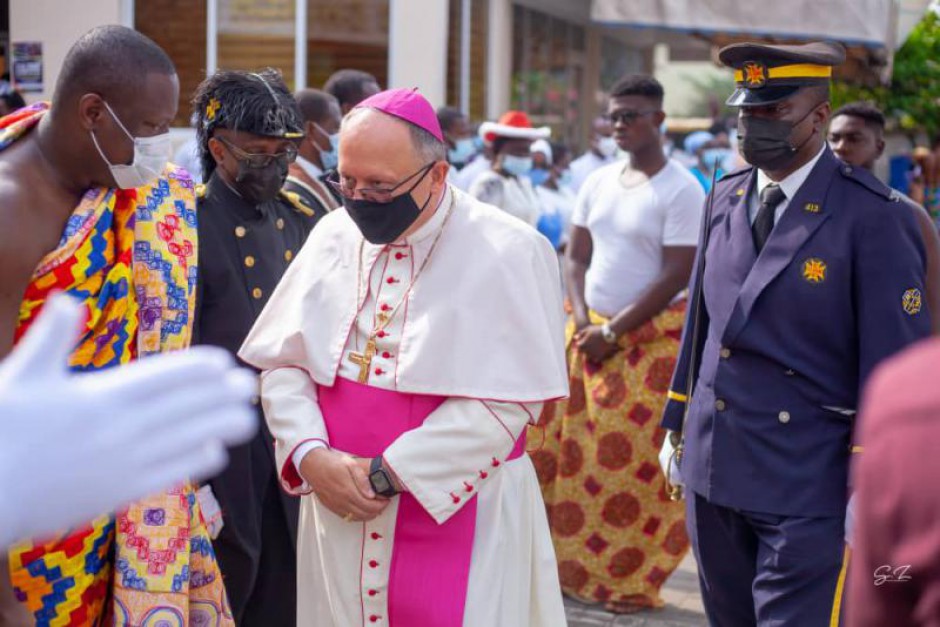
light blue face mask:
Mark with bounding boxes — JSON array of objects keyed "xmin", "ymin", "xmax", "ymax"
[
  {"xmin": 701, "ymin": 148, "xmax": 731, "ymax": 170},
  {"xmin": 558, "ymin": 169, "xmax": 573, "ymax": 188},
  {"xmin": 527, "ymin": 167, "xmax": 550, "ymax": 187},
  {"xmin": 314, "ymin": 122, "xmax": 339, "ymax": 171},
  {"xmin": 448, "ymin": 137, "xmax": 476, "ymax": 166},
  {"xmin": 502, "ymin": 154, "xmax": 533, "ymax": 177}
]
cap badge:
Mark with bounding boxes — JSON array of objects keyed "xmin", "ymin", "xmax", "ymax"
[
  {"xmin": 743, "ymin": 61, "xmax": 768, "ymax": 89},
  {"xmin": 802, "ymin": 258, "xmax": 827, "ymax": 284}
]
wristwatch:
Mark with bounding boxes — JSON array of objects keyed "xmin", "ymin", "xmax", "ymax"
[
  {"xmin": 600, "ymin": 322, "xmax": 618, "ymax": 344},
  {"xmin": 369, "ymin": 457, "xmax": 399, "ymax": 498}
]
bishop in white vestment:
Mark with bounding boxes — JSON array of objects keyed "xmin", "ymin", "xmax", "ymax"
[{"xmin": 239, "ymin": 88, "xmax": 570, "ymax": 626}]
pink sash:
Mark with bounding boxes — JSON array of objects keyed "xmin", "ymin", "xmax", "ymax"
[{"xmin": 318, "ymin": 377, "xmax": 524, "ymax": 627}]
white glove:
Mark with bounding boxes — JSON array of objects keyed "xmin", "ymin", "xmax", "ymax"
[
  {"xmin": 844, "ymin": 494, "xmax": 856, "ymax": 546},
  {"xmin": 659, "ymin": 431, "xmax": 684, "ymax": 488},
  {"xmin": 0, "ymin": 295, "xmax": 257, "ymax": 548}
]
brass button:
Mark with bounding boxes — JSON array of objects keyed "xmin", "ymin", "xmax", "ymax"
[
  {"xmin": 235, "ymin": 226, "xmax": 247, "ymax": 238},
  {"xmin": 719, "ymin": 347, "xmax": 731, "ymax": 359},
  {"xmin": 244, "ymin": 255, "xmax": 255, "ymax": 268},
  {"xmin": 715, "ymin": 399, "xmax": 726, "ymax": 411},
  {"xmin": 778, "ymin": 411, "xmax": 791, "ymax": 424},
  {"xmin": 252, "ymin": 287, "xmax": 263, "ymax": 299},
  {"xmin": 276, "ymin": 218, "xmax": 285, "ymax": 230},
  {"xmin": 285, "ymin": 249, "xmax": 293, "ymax": 262}
]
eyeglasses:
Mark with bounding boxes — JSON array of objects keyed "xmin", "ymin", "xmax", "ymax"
[
  {"xmin": 606, "ymin": 110, "xmax": 658, "ymax": 126},
  {"xmin": 328, "ymin": 162, "xmax": 436, "ymax": 204},
  {"xmin": 217, "ymin": 136, "xmax": 298, "ymax": 168}
]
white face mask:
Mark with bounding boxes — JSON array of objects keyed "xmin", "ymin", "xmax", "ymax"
[
  {"xmin": 90, "ymin": 101, "xmax": 171, "ymax": 190},
  {"xmin": 596, "ymin": 136, "xmax": 618, "ymax": 159}
]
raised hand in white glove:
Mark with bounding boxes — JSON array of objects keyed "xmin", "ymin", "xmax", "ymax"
[
  {"xmin": 844, "ymin": 493, "xmax": 856, "ymax": 546},
  {"xmin": 659, "ymin": 431, "xmax": 684, "ymax": 489},
  {"xmin": 0, "ymin": 294, "xmax": 257, "ymax": 548}
]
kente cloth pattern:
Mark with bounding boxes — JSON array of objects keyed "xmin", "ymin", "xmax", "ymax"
[
  {"xmin": 534, "ymin": 303, "xmax": 691, "ymax": 612},
  {"xmin": 1, "ymin": 103, "xmax": 232, "ymax": 626}
]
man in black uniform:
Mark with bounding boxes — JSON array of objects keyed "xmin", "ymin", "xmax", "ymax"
[{"xmin": 191, "ymin": 68, "xmax": 316, "ymax": 626}]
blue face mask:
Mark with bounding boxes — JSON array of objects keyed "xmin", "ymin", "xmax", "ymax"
[
  {"xmin": 314, "ymin": 122, "xmax": 339, "ymax": 171},
  {"xmin": 527, "ymin": 167, "xmax": 550, "ymax": 187},
  {"xmin": 701, "ymin": 148, "xmax": 731, "ymax": 170},
  {"xmin": 448, "ymin": 137, "xmax": 476, "ymax": 166},
  {"xmin": 501, "ymin": 154, "xmax": 533, "ymax": 177},
  {"xmin": 558, "ymin": 169, "xmax": 573, "ymax": 188}
]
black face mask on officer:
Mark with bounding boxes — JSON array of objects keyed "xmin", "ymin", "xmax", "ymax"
[
  {"xmin": 217, "ymin": 136, "xmax": 294, "ymax": 206},
  {"xmin": 737, "ymin": 103, "xmax": 821, "ymax": 172},
  {"xmin": 234, "ymin": 157, "xmax": 290, "ymax": 206}
]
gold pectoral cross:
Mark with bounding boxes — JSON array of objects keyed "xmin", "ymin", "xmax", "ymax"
[{"xmin": 348, "ymin": 337, "xmax": 377, "ymax": 384}]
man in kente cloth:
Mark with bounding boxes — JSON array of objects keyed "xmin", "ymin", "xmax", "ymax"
[{"xmin": 0, "ymin": 25, "xmax": 233, "ymax": 626}]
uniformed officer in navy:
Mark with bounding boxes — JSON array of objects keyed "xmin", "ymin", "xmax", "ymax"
[
  {"xmin": 659, "ymin": 42, "xmax": 932, "ymax": 626},
  {"xmin": 191, "ymin": 68, "xmax": 317, "ymax": 627}
]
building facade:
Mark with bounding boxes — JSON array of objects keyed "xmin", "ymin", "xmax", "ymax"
[{"xmin": 9, "ymin": 0, "xmax": 655, "ymax": 150}]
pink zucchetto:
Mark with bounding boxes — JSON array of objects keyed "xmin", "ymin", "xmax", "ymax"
[{"xmin": 352, "ymin": 87, "xmax": 445, "ymax": 143}]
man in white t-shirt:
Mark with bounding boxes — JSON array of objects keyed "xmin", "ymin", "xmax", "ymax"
[
  {"xmin": 568, "ymin": 115, "xmax": 617, "ymax": 193},
  {"xmin": 535, "ymin": 74, "xmax": 705, "ymax": 612}
]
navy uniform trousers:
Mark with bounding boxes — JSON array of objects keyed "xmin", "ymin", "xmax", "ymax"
[{"xmin": 662, "ymin": 149, "xmax": 932, "ymax": 626}]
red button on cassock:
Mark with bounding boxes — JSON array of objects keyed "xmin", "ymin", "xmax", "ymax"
[
  {"xmin": 368, "ymin": 589, "xmax": 378, "ymax": 597},
  {"xmin": 369, "ymin": 560, "xmax": 379, "ymax": 568},
  {"xmin": 371, "ymin": 532, "xmax": 382, "ymax": 540},
  {"xmin": 370, "ymin": 615, "xmax": 381, "ymax": 622}
]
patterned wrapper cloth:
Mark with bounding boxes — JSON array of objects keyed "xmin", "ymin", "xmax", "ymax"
[
  {"xmin": 533, "ymin": 301, "xmax": 691, "ymax": 612},
  {"xmin": 2, "ymin": 102, "xmax": 233, "ymax": 627}
]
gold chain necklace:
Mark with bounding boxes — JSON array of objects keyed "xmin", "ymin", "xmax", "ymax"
[{"xmin": 347, "ymin": 193, "xmax": 455, "ymax": 383}]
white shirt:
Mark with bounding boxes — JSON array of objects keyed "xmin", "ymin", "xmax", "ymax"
[
  {"xmin": 296, "ymin": 155, "xmax": 324, "ymax": 181},
  {"xmin": 467, "ymin": 170, "xmax": 541, "ymax": 227},
  {"xmin": 569, "ymin": 151, "xmax": 614, "ymax": 193},
  {"xmin": 572, "ymin": 159, "xmax": 706, "ymax": 317},
  {"xmin": 453, "ymin": 155, "xmax": 491, "ymax": 192},
  {"xmin": 749, "ymin": 146, "xmax": 826, "ymax": 225}
]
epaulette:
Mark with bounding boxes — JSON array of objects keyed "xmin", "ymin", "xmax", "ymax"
[
  {"xmin": 194, "ymin": 183, "xmax": 207, "ymax": 199},
  {"xmin": 279, "ymin": 190, "xmax": 316, "ymax": 217},
  {"xmin": 717, "ymin": 165, "xmax": 753, "ymax": 182},
  {"xmin": 837, "ymin": 162, "xmax": 894, "ymax": 202}
]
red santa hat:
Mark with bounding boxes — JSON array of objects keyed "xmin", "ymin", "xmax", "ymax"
[{"xmin": 478, "ymin": 111, "xmax": 551, "ymax": 145}]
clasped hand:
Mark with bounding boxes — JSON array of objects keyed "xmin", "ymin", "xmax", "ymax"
[
  {"xmin": 573, "ymin": 323, "xmax": 619, "ymax": 364},
  {"xmin": 300, "ymin": 448, "xmax": 390, "ymax": 522}
]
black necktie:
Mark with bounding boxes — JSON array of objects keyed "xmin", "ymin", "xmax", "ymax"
[{"xmin": 752, "ymin": 183, "xmax": 786, "ymax": 253}]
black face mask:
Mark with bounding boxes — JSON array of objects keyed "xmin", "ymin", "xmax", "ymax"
[
  {"xmin": 737, "ymin": 105, "xmax": 818, "ymax": 171},
  {"xmin": 341, "ymin": 165, "xmax": 435, "ymax": 244},
  {"xmin": 233, "ymin": 155, "xmax": 290, "ymax": 206}
]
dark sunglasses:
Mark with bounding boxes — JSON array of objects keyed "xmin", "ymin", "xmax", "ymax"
[
  {"xmin": 217, "ymin": 136, "xmax": 298, "ymax": 168},
  {"xmin": 606, "ymin": 110, "xmax": 658, "ymax": 126}
]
